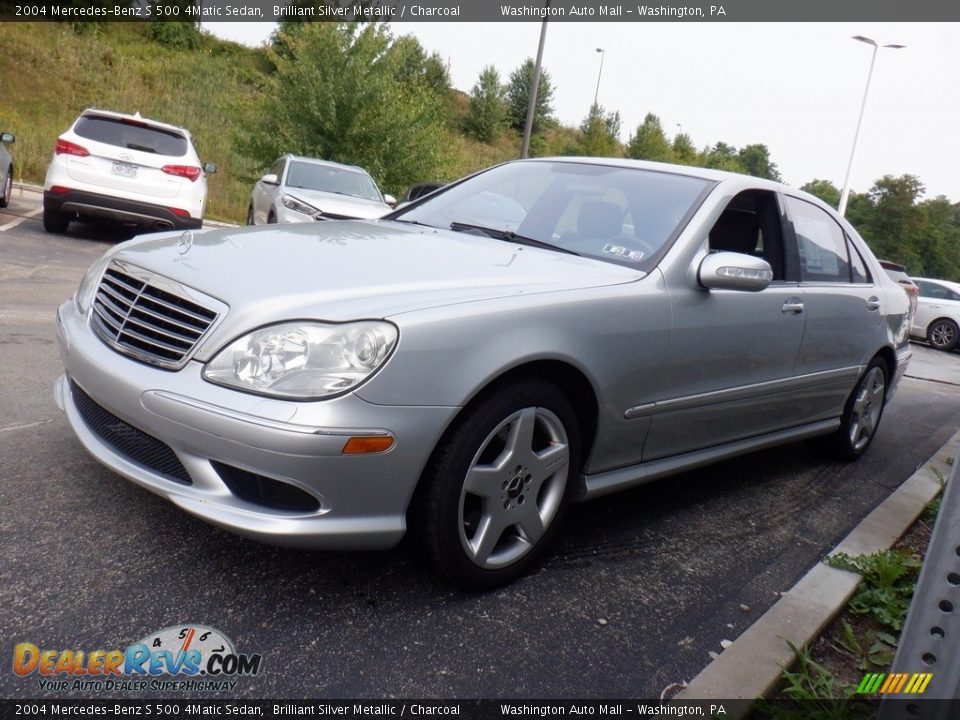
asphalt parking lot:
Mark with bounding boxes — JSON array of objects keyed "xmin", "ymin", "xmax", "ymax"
[{"xmin": 3, "ymin": 187, "xmax": 960, "ymax": 700}]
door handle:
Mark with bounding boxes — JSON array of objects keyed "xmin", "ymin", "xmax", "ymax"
[
  {"xmin": 782, "ymin": 298, "xmax": 804, "ymax": 314},
  {"xmin": 866, "ymin": 296, "xmax": 881, "ymax": 311}
]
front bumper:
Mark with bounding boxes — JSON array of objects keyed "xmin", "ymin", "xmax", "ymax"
[
  {"xmin": 55, "ymin": 299, "xmax": 458, "ymax": 549},
  {"xmin": 44, "ymin": 189, "xmax": 202, "ymax": 230}
]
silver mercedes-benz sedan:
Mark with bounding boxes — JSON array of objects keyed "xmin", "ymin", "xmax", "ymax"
[{"xmin": 55, "ymin": 158, "xmax": 912, "ymax": 588}]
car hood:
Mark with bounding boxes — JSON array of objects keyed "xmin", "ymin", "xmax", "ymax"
[
  {"xmin": 107, "ymin": 221, "xmax": 641, "ymax": 355},
  {"xmin": 285, "ymin": 188, "xmax": 390, "ymax": 219}
]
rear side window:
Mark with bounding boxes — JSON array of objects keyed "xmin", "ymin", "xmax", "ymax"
[
  {"xmin": 848, "ymin": 239, "xmax": 871, "ymax": 284},
  {"xmin": 74, "ymin": 116, "xmax": 188, "ymax": 157},
  {"xmin": 785, "ymin": 196, "xmax": 852, "ymax": 283}
]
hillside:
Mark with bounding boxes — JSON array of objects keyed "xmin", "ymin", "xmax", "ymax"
[{"xmin": 0, "ymin": 22, "xmax": 524, "ymax": 223}]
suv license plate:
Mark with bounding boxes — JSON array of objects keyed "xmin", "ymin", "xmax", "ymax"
[{"xmin": 112, "ymin": 161, "xmax": 137, "ymax": 179}]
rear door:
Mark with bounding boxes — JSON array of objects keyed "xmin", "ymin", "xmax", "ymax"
[{"xmin": 783, "ymin": 195, "xmax": 882, "ymax": 424}]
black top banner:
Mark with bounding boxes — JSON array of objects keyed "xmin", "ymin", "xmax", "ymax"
[{"xmin": 1, "ymin": 0, "xmax": 960, "ymax": 23}]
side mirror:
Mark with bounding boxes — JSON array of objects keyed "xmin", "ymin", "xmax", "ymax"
[
  {"xmin": 698, "ymin": 251, "xmax": 773, "ymax": 292},
  {"xmin": 203, "ymin": 162, "xmax": 217, "ymax": 174},
  {"xmin": 0, "ymin": 132, "xmax": 14, "ymax": 144},
  {"xmin": 383, "ymin": 194, "xmax": 397, "ymax": 207},
  {"xmin": 261, "ymin": 173, "xmax": 279, "ymax": 186}
]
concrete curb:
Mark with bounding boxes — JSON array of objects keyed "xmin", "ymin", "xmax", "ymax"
[{"xmin": 676, "ymin": 428, "xmax": 960, "ymax": 713}]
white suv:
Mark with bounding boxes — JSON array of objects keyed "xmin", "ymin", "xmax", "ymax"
[{"xmin": 43, "ymin": 109, "xmax": 216, "ymax": 234}]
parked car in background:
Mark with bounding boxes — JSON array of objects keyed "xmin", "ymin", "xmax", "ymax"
[
  {"xmin": 43, "ymin": 109, "xmax": 216, "ymax": 234},
  {"xmin": 0, "ymin": 130, "xmax": 14, "ymax": 208},
  {"xmin": 55, "ymin": 158, "xmax": 912, "ymax": 588},
  {"xmin": 880, "ymin": 260, "xmax": 919, "ymax": 318},
  {"xmin": 911, "ymin": 277, "xmax": 960, "ymax": 351},
  {"xmin": 399, "ymin": 181, "xmax": 445, "ymax": 204},
  {"xmin": 247, "ymin": 155, "xmax": 394, "ymax": 225}
]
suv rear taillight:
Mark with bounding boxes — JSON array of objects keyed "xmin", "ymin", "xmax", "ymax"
[
  {"xmin": 162, "ymin": 165, "xmax": 202, "ymax": 182},
  {"xmin": 55, "ymin": 139, "xmax": 89, "ymax": 157}
]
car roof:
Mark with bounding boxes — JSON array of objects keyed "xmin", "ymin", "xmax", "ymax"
[
  {"xmin": 80, "ymin": 108, "xmax": 190, "ymax": 138},
  {"xmin": 283, "ymin": 155, "xmax": 369, "ymax": 175},
  {"xmin": 534, "ymin": 154, "xmax": 837, "ymax": 198}
]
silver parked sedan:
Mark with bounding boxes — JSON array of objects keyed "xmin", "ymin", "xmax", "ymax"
[
  {"xmin": 247, "ymin": 154, "xmax": 394, "ymax": 225},
  {"xmin": 55, "ymin": 158, "xmax": 912, "ymax": 588}
]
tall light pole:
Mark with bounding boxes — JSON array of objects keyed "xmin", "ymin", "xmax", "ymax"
[
  {"xmin": 521, "ymin": 1, "xmax": 551, "ymax": 159},
  {"xmin": 593, "ymin": 48, "xmax": 605, "ymax": 107},
  {"xmin": 837, "ymin": 35, "xmax": 905, "ymax": 217}
]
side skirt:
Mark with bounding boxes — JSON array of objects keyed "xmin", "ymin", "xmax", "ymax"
[{"xmin": 579, "ymin": 418, "xmax": 840, "ymax": 500}]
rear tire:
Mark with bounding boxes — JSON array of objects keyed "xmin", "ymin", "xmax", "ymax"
[
  {"xmin": 0, "ymin": 166, "xmax": 11, "ymax": 208},
  {"xmin": 43, "ymin": 205, "xmax": 69, "ymax": 233},
  {"xmin": 411, "ymin": 379, "xmax": 580, "ymax": 590},
  {"xmin": 828, "ymin": 357, "xmax": 888, "ymax": 461},
  {"xmin": 246, "ymin": 205, "xmax": 255, "ymax": 225},
  {"xmin": 927, "ymin": 319, "xmax": 959, "ymax": 352}
]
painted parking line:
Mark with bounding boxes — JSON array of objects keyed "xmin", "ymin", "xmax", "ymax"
[
  {"xmin": 0, "ymin": 207, "xmax": 42, "ymax": 232},
  {"xmin": 0, "ymin": 418, "xmax": 55, "ymax": 434}
]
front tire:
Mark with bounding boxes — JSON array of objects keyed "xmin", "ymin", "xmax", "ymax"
[
  {"xmin": 927, "ymin": 319, "xmax": 959, "ymax": 352},
  {"xmin": 413, "ymin": 380, "xmax": 580, "ymax": 589},
  {"xmin": 831, "ymin": 357, "xmax": 888, "ymax": 461},
  {"xmin": 43, "ymin": 205, "xmax": 69, "ymax": 233},
  {"xmin": 0, "ymin": 165, "xmax": 11, "ymax": 208}
]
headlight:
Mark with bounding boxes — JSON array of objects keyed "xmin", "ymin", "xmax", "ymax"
[
  {"xmin": 280, "ymin": 195, "xmax": 318, "ymax": 216},
  {"xmin": 202, "ymin": 321, "xmax": 398, "ymax": 399},
  {"xmin": 75, "ymin": 255, "xmax": 112, "ymax": 314}
]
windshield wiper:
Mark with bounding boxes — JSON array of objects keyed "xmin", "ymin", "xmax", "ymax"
[{"xmin": 449, "ymin": 221, "xmax": 579, "ymax": 256}]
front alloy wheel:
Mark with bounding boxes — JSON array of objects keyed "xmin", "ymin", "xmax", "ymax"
[
  {"xmin": 414, "ymin": 379, "xmax": 579, "ymax": 589},
  {"xmin": 928, "ymin": 319, "xmax": 959, "ymax": 352}
]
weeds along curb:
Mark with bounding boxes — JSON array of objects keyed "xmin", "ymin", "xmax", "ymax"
[{"xmin": 676, "ymin": 427, "xmax": 960, "ymax": 715}]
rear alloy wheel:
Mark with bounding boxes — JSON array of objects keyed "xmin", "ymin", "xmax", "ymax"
[
  {"xmin": 0, "ymin": 166, "xmax": 11, "ymax": 208},
  {"xmin": 927, "ymin": 319, "xmax": 959, "ymax": 352},
  {"xmin": 832, "ymin": 357, "xmax": 887, "ymax": 461},
  {"xmin": 415, "ymin": 380, "xmax": 579, "ymax": 589},
  {"xmin": 43, "ymin": 205, "xmax": 69, "ymax": 234}
]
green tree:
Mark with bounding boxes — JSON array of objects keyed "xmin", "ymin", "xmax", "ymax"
[
  {"xmin": 505, "ymin": 59, "xmax": 555, "ymax": 135},
  {"xmin": 626, "ymin": 113, "xmax": 671, "ymax": 161},
  {"xmin": 800, "ymin": 179, "xmax": 841, "ymax": 209},
  {"xmin": 465, "ymin": 66, "xmax": 506, "ymax": 143},
  {"xmin": 579, "ymin": 103, "xmax": 621, "ymax": 157},
  {"xmin": 704, "ymin": 142, "xmax": 741, "ymax": 172},
  {"xmin": 671, "ymin": 132, "xmax": 697, "ymax": 165},
  {"xmin": 389, "ymin": 35, "xmax": 451, "ymax": 98},
  {"xmin": 248, "ymin": 23, "xmax": 448, "ymax": 195},
  {"xmin": 737, "ymin": 143, "xmax": 781, "ymax": 181}
]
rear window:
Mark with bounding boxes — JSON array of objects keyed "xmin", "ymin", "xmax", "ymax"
[{"xmin": 74, "ymin": 116, "xmax": 188, "ymax": 157}]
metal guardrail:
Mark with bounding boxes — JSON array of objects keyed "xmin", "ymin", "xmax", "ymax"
[{"xmin": 879, "ymin": 445, "xmax": 960, "ymax": 717}]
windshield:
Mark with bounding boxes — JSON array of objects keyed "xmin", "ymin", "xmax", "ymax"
[
  {"xmin": 390, "ymin": 160, "xmax": 712, "ymax": 268},
  {"xmin": 285, "ymin": 161, "xmax": 382, "ymax": 202}
]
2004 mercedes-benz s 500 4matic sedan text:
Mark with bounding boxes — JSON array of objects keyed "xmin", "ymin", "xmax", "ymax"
[{"xmin": 55, "ymin": 158, "xmax": 913, "ymax": 588}]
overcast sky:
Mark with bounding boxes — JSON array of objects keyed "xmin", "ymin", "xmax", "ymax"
[{"xmin": 204, "ymin": 21, "xmax": 958, "ymax": 202}]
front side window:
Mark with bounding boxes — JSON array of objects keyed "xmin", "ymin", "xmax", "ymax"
[
  {"xmin": 390, "ymin": 161, "xmax": 712, "ymax": 269},
  {"xmin": 785, "ymin": 196, "xmax": 852, "ymax": 283}
]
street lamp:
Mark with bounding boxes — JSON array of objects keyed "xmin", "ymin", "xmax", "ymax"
[
  {"xmin": 593, "ymin": 48, "xmax": 605, "ymax": 107},
  {"xmin": 837, "ymin": 35, "xmax": 905, "ymax": 217}
]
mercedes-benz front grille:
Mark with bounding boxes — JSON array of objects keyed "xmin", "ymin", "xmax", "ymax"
[{"xmin": 90, "ymin": 261, "xmax": 219, "ymax": 369}]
